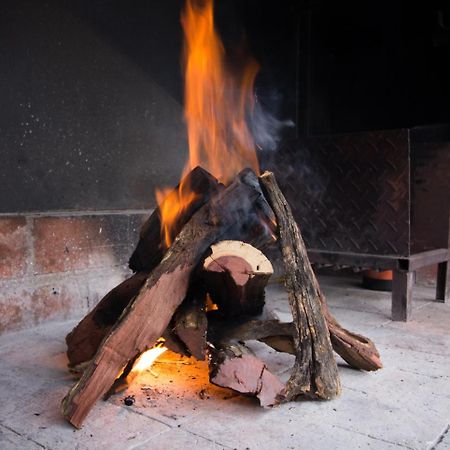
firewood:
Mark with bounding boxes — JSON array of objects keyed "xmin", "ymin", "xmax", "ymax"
[
  {"xmin": 62, "ymin": 169, "xmax": 276, "ymax": 428},
  {"xmin": 173, "ymin": 288, "xmax": 208, "ymax": 360},
  {"xmin": 320, "ymin": 301, "xmax": 382, "ymax": 371},
  {"xmin": 129, "ymin": 166, "xmax": 223, "ymax": 272},
  {"xmin": 210, "ymin": 312, "xmax": 381, "ymax": 371},
  {"xmin": 66, "ymin": 167, "xmax": 221, "ymax": 367},
  {"xmin": 208, "ymin": 316, "xmax": 292, "ymax": 342},
  {"xmin": 203, "ymin": 240, "xmax": 273, "ymax": 316},
  {"xmin": 259, "ymin": 171, "xmax": 341, "ymax": 401},
  {"xmin": 66, "ymin": 272, "xmax": 148, "ymax": 368},
  {"xmin": 208, "ymin": 316, "xmax": 295, "ymax": 355},
  {"xmin": 208, "ymin": 342, "xmax": 285, "ymax": 407},
  {"xmin": 259, "ymin": 172, "xmax": 382, "ymax": 376}
]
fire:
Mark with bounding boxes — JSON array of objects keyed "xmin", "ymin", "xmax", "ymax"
[
  {"xmin": 132, "ymin": 345, "xmax": 167, "ymax": 374},
  {"xmin": 181, "ymin": 0, "xmax": 260, "ymax": 182},
  {"xmin": 156, "ymin": 0, "xmax": 260, "ymax": 248},
  {"xmin": 155, "ymin": 180, "xmax": 198, "ymax": 248}
]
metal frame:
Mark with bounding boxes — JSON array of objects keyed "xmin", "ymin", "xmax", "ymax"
[{"xmin": 308, "ymin": 248, "xmax": 449, "ymax": 321}]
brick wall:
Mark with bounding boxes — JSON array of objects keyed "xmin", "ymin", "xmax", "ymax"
[{"xmin": 0, "ymin": 211, "xmax": 148, "ymax": 335}]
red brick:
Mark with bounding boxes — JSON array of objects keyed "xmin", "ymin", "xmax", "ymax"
[
  {"xmin": 33, "ymin": 216, "xmax": 117, "ymax": 274},
  {"xmin": 0, "ymin": 296, "xmax": 23, "ymax": 333},
  {"xmin": 0, "ymin": 280, "xmax": 87, "ymax": 334},
  {"xmin": 0, "ymin": 217, "xmax": 28, "ymax": 279}
]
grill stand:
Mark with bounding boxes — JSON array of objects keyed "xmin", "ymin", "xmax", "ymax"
[{"xmin": 308, "ymin": 248, "xmax": 449, "ymax": 321}]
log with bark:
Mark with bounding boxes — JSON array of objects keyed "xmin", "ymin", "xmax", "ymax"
[
  {"xmin": 259, "ymin": 171, "xmax": 382, "ymax": 382},
  {"xmin": 203, "ymin": 240, "xmax": 273, "ymax": 316},
  {"xmin": 65, "ymin": 167, "xmax": 222, "ymax": 368},
  {"xmin": 66, "ymin": 272, "xmax": 148, "ymax": 370},
  {"xmin": 259, "ymin": 171, "xmax": 341, "ymax": 401},
  {"xmin": 129, "ymin": 166, "xmax": 223, "ymax": 272},
  {"xmin": 62, "ymin": 168, "xmax": 276, "ymax": 428}
]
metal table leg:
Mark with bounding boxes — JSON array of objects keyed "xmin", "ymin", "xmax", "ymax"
[
  {"xmin": 392, "ymin": 270, "xmax": 414, "ymax": 321},
  {"xmin": 436, "ymin": 261, "xmax": 448, "ymax": 302}
]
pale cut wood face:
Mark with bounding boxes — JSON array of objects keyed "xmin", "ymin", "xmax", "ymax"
[{"xmin": 203, "ymin": 240, "xmax": 274, "ymax": 275}]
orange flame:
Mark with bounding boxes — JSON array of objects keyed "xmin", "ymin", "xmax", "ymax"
[
  {"xmin": 156, "ymin": 0, "xmax": 260, "ymax": 248},
  {"xmin": 132, "ymin": 345, "xmax": 167, "ymax": 375},
  {"xmin": 155, "ymin": 179, "xmax": 198, "ymax": 248},
  {"xmin": 182, "ymin": 0, "xmax": 259, "ymax": 182}
]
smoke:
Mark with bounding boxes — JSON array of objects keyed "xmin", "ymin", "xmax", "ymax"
[{"xmin": 249, "ymin": 88, "xmax": 294, "ymax": 152}]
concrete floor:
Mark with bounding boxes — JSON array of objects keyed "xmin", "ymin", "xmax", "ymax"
[{"xmin": 0, "ymin": 275, "xmax": 449, "ymax": 450}]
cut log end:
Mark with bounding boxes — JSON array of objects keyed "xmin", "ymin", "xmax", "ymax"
[{"xmin": 203, "ymin": 240, "xmax": 273, "ymax": 317}]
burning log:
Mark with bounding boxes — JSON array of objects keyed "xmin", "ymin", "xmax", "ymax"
[
  {"xmin": 203, "ymin": 240, "xmax": 273, "ymax": 316},
  {"xmin": 259, "ymin": 171, "xmax": 341, "ymax": 401},
  {"xmin": 62, "ymin": 168, "xmax": 276, "ymax": 428},
  {"xmin": 129, "ymin": 166, "xmax": 223, "ymax": 272},
  {"xmin": 65, "ymin": 167, "xmax": 222, "ymax": 368},
  {"xmin": 208, "ymin": 342, "xmax": 285, "ymax": 407}
]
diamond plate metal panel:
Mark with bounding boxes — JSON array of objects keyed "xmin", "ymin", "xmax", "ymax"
[{"xmin": 266, "ymin": 129, "xmax": 411, "ymax": 256}]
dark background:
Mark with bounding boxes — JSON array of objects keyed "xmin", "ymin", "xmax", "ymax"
[{"xmin": 1, "ymin": 0, "xmax": 449, "ymax": 213}]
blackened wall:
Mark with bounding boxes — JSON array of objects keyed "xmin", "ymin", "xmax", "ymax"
[
  {"xmin": 0, "ymin": 0, "xmax": 298, "ymax": 214},
  {"xmin": 299, "ymin": 0, "xmax": 450, "ymax": 136},
  {"xmin": 0, "ymin": 0, "xmax": 188, "ymax": 213}
]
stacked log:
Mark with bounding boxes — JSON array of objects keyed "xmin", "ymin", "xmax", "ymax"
[{"xmin": 62, "ymin": 167, "xmax": 382, "ymax": 429}]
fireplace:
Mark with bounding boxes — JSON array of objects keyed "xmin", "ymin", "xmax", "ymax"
[{"xmin": 1, "ymin": 0, "xmax": 449, "ymax": 331}]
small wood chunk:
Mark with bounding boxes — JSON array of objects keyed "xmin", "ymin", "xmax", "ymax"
[
  {"xmin": 203, "ymin": 241, "xmax": 273, "ymax": 316},
  {"xmin": 209, "ymin": 343, "xmax": 285, "ymax": 407}
]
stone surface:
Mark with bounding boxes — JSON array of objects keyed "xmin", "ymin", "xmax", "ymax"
[
  {"xmin": 0, "ymin": 276, "xmax": 449, "ymax": 449},
  {"xmin": 436, "ymin": 427, "xmax": 450, "ymax": 449}
]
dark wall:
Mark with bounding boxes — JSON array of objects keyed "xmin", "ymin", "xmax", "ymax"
[
  {"xmin": 0, "ymin": 0, "xmax": 188, "ymax": 213},
  {"xmin": 299, "ymin": 0, "xmax": 450, "ymax": 136},
  {"xmin": 0, "ymin": 0, "xmax": 298, "ymax": 214}
]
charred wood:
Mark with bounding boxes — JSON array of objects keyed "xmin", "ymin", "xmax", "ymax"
[
  {"xmin": 173, "ymin": 288, "xmax": 208, "ymax": 360},
  {"xmin": 203, "ymin": 240, "xmax": 273, "ymax": 317},
  {"xmin": 129, "ymin": 166, "xmax": 223, "ymax": 272}
]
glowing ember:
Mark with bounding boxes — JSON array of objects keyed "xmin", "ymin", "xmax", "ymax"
[
  {"xmin": 132, "ymin": 345, "xmax": 167, "ymax": 374},
  {"xmin": 156, "ymin": 0, "xmax": 260, "ymax": 248}
]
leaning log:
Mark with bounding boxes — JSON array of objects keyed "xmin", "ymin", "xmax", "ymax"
[
  {"xmin": 66, "ymin": 272, "xmax": 148, "ymax": 369},
  {"xmin": 62, "ymin": 169, "xmax": 276, "ymax": 428},
  {"xmin": 203, "ymin": 240, "xmax": 273, "ymax": 316},
  {"xmin": 260, "ymin": 171, "xmax": 382, "ymax": 374},
  {"xmin": 259, "ymin": 171, "xmax": 341, "ymax": 401},
  {"xmin": 66, "ymin": 167, "xmax": 221, "ymax": 367},
  {"xmin": 129, "ymin": 166, "xmax": 223, "ymax": 272}
]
